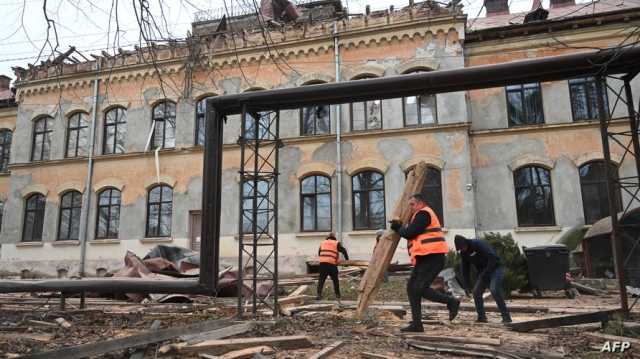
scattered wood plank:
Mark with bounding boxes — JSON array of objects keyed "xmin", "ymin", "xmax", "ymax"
[
  {"xmin": 129, "ymin": 320, "xmax": 161, "ymax": 359},
  {"xmin": 571, "ymin": 282, "xmax": 606, "ymax": 296},
  {"xmin": 356, "ymin": 162, "xmax": 429, "ymax": 317},
  {"xmin": 176, "ymin": 335, "xmax": 313, "ymax": 355},
  {"xmin": 180, "ymin": 322, "xmax": 254, "ymax": 344},
  {"xmin": 202, "ymin": 345, "xmax": 275, "ymax": 359},
  {"xmin": 55, "ymin": 318, "xmax": 72, "ymax": 329},
  {"xmin": 0, "ymin": 333, "xmax": 54, "ymax": 342},
  {"xmin": 288, "ymin": 285, "xmax": 309, "ymax": 297},
  {"xmin": 273, "ymin": 295, "xmax": 312, "ymax": 307},
  {"xmin": 26, "ymin": 320, "xmax": 58, "ymax": 328},
  {"xmin": 584, "ymin": 332, "xmax": 640, "ymax": 345},
  {"xmin": 286, "ymin": 304, "xmax": 334, "ymax": 316},
  {"xmin": 19, "ymin": 319, "xmax": 232, "ymax": 359},
  {"xmin": 407, "ymin": 341, "xmax": 523, "ymax": 359},
  {"xmin": 360, "ymin": 352, "xmax": 397, "ymax": 359},
  {"xmin": 308, "ymin": 340, "xmax": 345, "ymax": 359},
  {"xmin": 402, "ymin": 334, "xmax": 501, "ymax": 346},
  {"xmin": 509, "ymin": 310, "xmax": 619, "ymax": 333}
]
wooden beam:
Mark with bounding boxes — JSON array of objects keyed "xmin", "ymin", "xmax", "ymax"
[
  {"xmin": 180, "ymin": 322, "xmax": 254, "ymax": 344},
  {"xmin": 402, "ymin": 334, "xmax": 501, "ymax": 346},
  {"xmin": 288, "ymin": 285, "xmax": 309, "ymax": 297},
  {"xmin": 175, "ymin": 335, "xmax": 313, "ymax": 355},
  {"xmin": 509, "ymin": 310, "xmax": 619, "ymax": 333},
  {"xmin": 356, "ymin": 162, "xmax": 429, "ymax": 317},
  {"xmin": 206, "ymin": 346, "xmax": 275, "ymax": 359},
  {"xmin": 19, "ymin": 319, "xmax": 231, "ymax": 359},
  {"xmin": 308, "ymin": 340, "xmax": 345, "ymax": 359},
  {"xmin": 407, "ymin": 341, "xmax": 524, "ymax": 359},
  {"xmin": 360, "ymin": 352, "xmax": 397, "ymax": 359}
]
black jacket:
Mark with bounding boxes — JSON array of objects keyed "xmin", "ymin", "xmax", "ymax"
[
  {"xmin": 460, "ymin": 238, "xmax": 501, "ymax": 289},
  {"xmin": 397, "ymin": 211, "xmax": 431, "ymax": 240}
]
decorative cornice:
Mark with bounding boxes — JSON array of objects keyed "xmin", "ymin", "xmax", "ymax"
[
  {"xmin": 296, "ymin": 161, "xmax": 336, "ymax": 179},
  {"xmin": 508, "ymin": 154, "xmax": 555, "ymax": 171}
]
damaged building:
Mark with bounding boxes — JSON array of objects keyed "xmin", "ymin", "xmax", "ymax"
[{"xmin": 0, "ymin": 0, "xmax": 639, "ymax": 278}]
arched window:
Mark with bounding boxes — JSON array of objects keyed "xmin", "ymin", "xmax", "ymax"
[
  {"xmin": 195, "ymin": 97, "xmax": 213, "ymax": 146},
  {"xmin": 513, "ymin": 166, "xmax": 555, "ymax": 227},
  {"xmin": 402, "ymin": 69, "xmax": 437, "ymax": 127},
  {"xmin": 242, "ymin": 180, "xmax": 269, "ymax": 234},
  {"xmin": 300, "ymin": 175, "xmax": 331, "ymax": 232},
  {"xmin": 152, "ymin": 101, "xmax": 176, "ymax": 149},
  {"xmin": 103, "ymin": 107, "xmax": 127, "ymax": 154},
  {"xmin": 66, "ymin": 112, "xmax": 89, "ymax": 158},
  {"xmin": 351, "ymin": 75, "xmax": 382, "ymax": 131},
  {"xmin": 406, "ymin": 166, "xmax": 444, "ymax": 225},
  {"xmin": 352, "ymin": 171, "xmax": 386, "ymax": 230},
  {"xmin": 146, "ymin": 185, "xmax": 173, "ymax": 237},
  {"xmin": 31, "ymin": 116, "xmax": 53, "ymax": 161},
  {"xmin": 300, "ymin": 81, "xmax": 330, "ymax": 136},
  {"xmin": 23, "ymin": 193, "xmax": 46, "ymax": 242},
  {"xmin": 0, "ymin": 129, "xmax": 12, "ymax": 172},
  {"xmin": 580, "ymin": 160, "xmax": 622, "ymax": 224},
  {"xmin": 57, "ymin": 190, "xmax": 82, "ymax": 241},
  {"xmin": 96, "ymin": 188, "xmax": 121, "ymax": 239}
]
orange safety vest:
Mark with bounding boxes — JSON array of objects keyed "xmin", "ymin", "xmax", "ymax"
[
  {"xmin": 407, "ymin": 206, "xmax": 448, "ymax": 266},
  {"xmin": 319, "ymin": 239, "xmax": 339, "ymax": 265}
]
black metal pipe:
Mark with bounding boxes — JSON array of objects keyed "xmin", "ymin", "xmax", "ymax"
[
  {"xmin": 0, "ymin": 279, "xmax": 208, "ymax": 294},
  {"xmin": 209, "ymin": 46, "xmax": 640, "ymax": 115}
]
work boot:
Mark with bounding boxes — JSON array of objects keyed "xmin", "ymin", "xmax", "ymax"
[
  {"xmin": 336, "ymin": 297, "xmax": 342, "ymax": 306},
  {"xmin": 501, "ymin": 316, "xmax": 512, "ymax": 324},
  {"xmin": 476, "ymin": 317, "xmax": 488, "ymax": 323},
  {"xmin": 400, "ymin": 323, "xmax": 424, "ymax": 333},
  {"xmin": 448, "ymin": 299, "xmax": 460, "ymax": 321}
]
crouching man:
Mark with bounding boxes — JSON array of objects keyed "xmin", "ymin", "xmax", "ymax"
[{"xmin": 454, "ymin": 234, "xmax": 512, "ymax": 324}]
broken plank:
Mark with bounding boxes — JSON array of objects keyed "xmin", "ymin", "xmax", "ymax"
[
  {"xmin": 584, "ymin": 332, "xmax": 640, "ymax": 345},
  {"xmin": 181, "ymin": 322, "xmax": 254, "ymax": 344},
  {"xmin": 26, "ymin": 320, "xmax": 58, "ymax": 328},
  {"xmin": 288, "ymin": 285, "xmax": 309, "ymax": 297},
  {"xmin": 407, "ymin": 341, "xmax": 523, "ymax": 359},
  {"xmin": 356, "ymin": 162, "xmax": 429, "ymax": 317},
  {"xmin": 214, "ymin": 346, "xmax": 275, "ymax": 359},
  {"xmin": 0, "ymin": 333, "xmax": 54, "ymax": 342},
  {"xmin": 571, "ymin": 282, "xmax": 606, "ymax": 296},
  {"xmin": 177, "ymin": 335, "xmax": 313, "ymax": 355},
  {"xmin": 287, "ymin": 304, "xmax": 334, "ymax": 316},
  {"xmin": 308, "ymin": 340, "xmax": 345, "ymax": 359},
  {"xmin": 129, "ymin": 320, "xmax": 161, "ymax": 359},
  {"xmin": 19, "ymin": 319, "xmax": 231, "ymax": 359},
  {"xmin": 360, "ymin": 352, "xmax": 397, "ymax": 359},
  {"xmin": 402, "ymin": 334, "xmax": 501, "ymax": 346},
  {"xmin": 509, "ymin": 310, "xmax": 619, "ymax": 333}
]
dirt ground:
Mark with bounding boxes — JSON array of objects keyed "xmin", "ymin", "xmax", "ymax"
[{"xmin": 0, "ymin": 277, "xmax": 638, "ymax": 358}]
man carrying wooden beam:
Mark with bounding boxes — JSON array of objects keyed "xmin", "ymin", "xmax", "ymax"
[{"xmin": 390, "ymin": 193, "xmax": 460, "ymax": 332}]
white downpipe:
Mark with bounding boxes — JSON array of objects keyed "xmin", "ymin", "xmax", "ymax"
[{"xmin": 333, "ymin": 22, "xmax": 343, "ymax": 243}]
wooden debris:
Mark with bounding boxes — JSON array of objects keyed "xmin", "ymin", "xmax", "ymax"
[
  {"xmin": 55, "ymin": 317, "xmax": 72, "ymax": 329},
  {"xmin": 308, "ymin": 340, "xmax": 345, "ymax": 359},
  {"xmin": 0, "ymin": 333, "xmax": 54, "ymax": 342},
  {"xmin": 360, "ymin": 352, "xmax": 397, "ymax": 359},
  {"xmin": 571, "ymin": 282, "xmax": 606, "ymax": 296},
  {"xmin": 129, "ymin": 320, "xmax": 162, "ymax": 359},
  {"xmin": 26, "ymin": 320, "xmax": 58, "ymax": 328},
  {"xmin": 180, "ymin": 322, "xmax": 254, "ymax": 344},
  {"xmin": 356, "ymin": 162, "xmax": 429, "ymax": 317},
  {"xmin": 509, "ymin": 310, "xmax": 618, "ymax": 333},
  {"xmin": 174, "ymin": 335, "xmax": 313, "ymax": 355},
  {"xmin": 271, "ymin": 294, "xmax": 312, "ymax": 307},
  {"xmin": 403, "ymin": 333, "xmax": 501, "ymax": 346},
  {"xmin": 210, "ymin": 346, "xmax": 275, "ymax": 359},
  {"xmin": 407, "ymin": 341, "xmax": 523, "ymax": 359},
  {"xmin": 285, "ymin": 304, "xmax": 334, "ymax": 316},
  {"xmin": 584, "ymin": 332, "xmax": 640, "ymax": 345},
  {"xmin": 23, "ymin": 319, "xmax": 231, "ymax": 359},
  {"xmin": 288, "ymin": 285, "xmax": 309, "ymax": 297}
]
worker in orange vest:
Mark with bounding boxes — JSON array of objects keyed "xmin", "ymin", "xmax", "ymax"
[
  {"xmin": 317, "ymin": 233, "xmax": 349, "ymax": 302},
  {"xmin": 390, "ymin": 193, "xmax": 460, "ymax": 332}
]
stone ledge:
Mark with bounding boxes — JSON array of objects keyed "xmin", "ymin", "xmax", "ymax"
[
  {"xmin": 89, "ymin": 239, "xmax": 121, "ymax": 245},
  {"xmin": 347, "ymin": 230, "xmax": 380, "ymax": 238},
  {"xmin": 15, "ymin": 241, "xmax": 44, "ymax": 247},
  {"xmin": 514, "ymin": 226, "xmax": 562, "ymax": 233},
  {"xmin": 295, "ymin": 232, "xmax": 330, "ymax": 239},
  {"xmin": 140, "ymin": 237, "xmax": 173, "ymax": 244},
  {"xmin": 51, "ymin": 240, "xmax": 80, "ymax": 246}
]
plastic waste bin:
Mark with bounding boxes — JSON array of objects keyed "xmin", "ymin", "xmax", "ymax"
[{"xmin": 524, "ymin": 244, "xmax": 571, "ymax": 297}]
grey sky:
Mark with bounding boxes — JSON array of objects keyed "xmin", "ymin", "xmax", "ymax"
[{"xmin": 0, "ymin": 0, "xmax": 549, "ymax": 83}]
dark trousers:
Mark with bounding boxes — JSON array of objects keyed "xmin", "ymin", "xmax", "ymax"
[
  {"xmin": 473, "ymin": 266, "xmax": 511, "ymax": 321},
  {"xmin": 407, "ymin": 254, "xmax": 456, "ymax": 326},
  {"xmin": 317, "ymin": 263, "xmax": 340, "ymax": 298}
]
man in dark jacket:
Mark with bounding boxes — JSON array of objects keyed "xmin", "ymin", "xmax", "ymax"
[
  {"xmin": 454, "ymin": 234, "xmax": 512, "ymax": 323},
  {"xmin": 317, "ymin": 233, "xmax": 349, "ymax": 303}
]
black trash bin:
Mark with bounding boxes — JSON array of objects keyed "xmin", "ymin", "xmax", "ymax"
[{"xmin": 524, "ymin": 244, "xmax": 570, "ymax": 297}]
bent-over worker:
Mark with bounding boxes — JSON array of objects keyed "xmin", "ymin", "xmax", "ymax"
[
  {"xmin": 390, "ymin": 193, "xmax": 460, "ymax": 332},
  {"xmin": 317, "ymin": 233, "xmax": 349, "ymax": 302},
  {"xmin": 454, "ymin": 234, "xmax": 512, "ymax": 323}
]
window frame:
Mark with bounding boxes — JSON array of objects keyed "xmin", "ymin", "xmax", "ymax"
[
  {"xmin": 31, "ymin": 116, "xmax": 53, "ymax": 162},
  {"xmin": 505, "ymin": 82, "xmax": 545, "ymax": 127},
  {"xmin": 102, "ymin": 107, "xmax": 127, "ymax": 155},
  {"xmin": 57, "ymin": 190, "xmax": 83, "ymax": 241},
  {"xmin": 513, "ymin": 165, "xmax": 556, "ymax": 227},
  {"xmin": 350, "ymin": 100, "xmax": 383, "ymax": 132},
  {"xmin": 195, "ymin": 97, "xmax": 214, "ymax": 146},
  {"xmin": 351, "ymin": 170, "xmax": 386, "ymax": 230},
  {"xmin": 95, "ymin": 187, "xmax": 121, "ymax": 239},
  {"xmin": 145, "ymin": 184, "xmax": 173, "ymax": 238},
  {"xmin": 65, "ymin": 112, "xmax": 89, "ymax": 158},
  {"xmin": 0, "ymin": 129, "xmax": 12, "ymax": 172},
  {"xmin": 401, "ymin": 69, "xmax": 438, "ymax": 127},
  {"xmin": 569, "ymin": 77, "xmax": 609, "ymax": 122},
  {"xmin": 22, "ymin": 193, "xmax": 46, "ymax": 242},
  {"xmin": 579, "ymin": 160, "xmax": 622, "ymax": 225},
  {"xmin": 241, "ymin": 179, "xmax": 270, "ymax": 234},
  {"xmin": 299, "ymin": 174, "xmax": 332, "ymax": 232},
  {"xmin": 151, "ymin": 101, "xmax": 177, "ymax": 149},
  {"xmin": 299, "ymin": 81, "xmax": 331, "ymax": 136}
]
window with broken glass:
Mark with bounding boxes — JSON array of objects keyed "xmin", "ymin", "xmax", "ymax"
[
  {"xmin": 300, "ymin": 175, "xmax": 331, "ymax": 232},
  {"xmin": 23, "ymin": 193, "xmax": 46, "ymax": 242},
  {"xmin": 242, "ymin": 180, "xmax": 270, "ymax": 234},
  {"xmin": 569, "ymin": 77, "xmax": 609, "ymax": 122},
  {"xmin": 103, "ymin": 107, "xmax": 127, "ymax": 154},
  {"xmin": 195, "ymin": 97, "xmax": 213, "ymax": 146},
  {"xmin": 146, "ymin": 185, "xmax": 173, "ymax": 237},
  {"xmin": 0, "ymin": 129, "xmax": 12, "ymax": 172},
  {"xmin": 152, "ymin": 101, "xmax": 176, "ymax": 149},
  {"xmin": 66, "ymin": 112, "xmax": 89, "ymax": 158},
  {"xmin": 352, "ymin": 171, "xmax": 386, "ymax": 230},
  {"xmin": 506, "ymin": 83, "xmax": 544, "ymax": 127},
  {"xmin": 514, "ymin": 166, "xmax": 555, "ymax": 227},
  {"xmin": 31, "ymin": 116, "xmax": 53, "ymax": 161},
  {"xmin": 96, "ymin": 188, "xmax": 121, "ymax": 239},
  {"xmin": 300, "ymin": 105, "xmax": 330, "ymax": 136},
  {"xmin": 57, "ymin": 191, "xmax": 82, "ymax": 241},
  {"xmin": 580, "ymin": 160, "xmax": 622, "ymax": 224}
]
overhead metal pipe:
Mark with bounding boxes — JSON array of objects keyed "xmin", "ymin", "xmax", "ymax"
[
  {"xmin": 209, "ymin": 46, "xmax": 640, "ymax": 115},
  {"xmin": 0, "ymin": 279, "xmax": 208, "ymax": 294}
]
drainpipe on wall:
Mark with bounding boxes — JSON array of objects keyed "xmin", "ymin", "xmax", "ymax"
[
  {"xmin": 333, "ymin": 22, "xmax": 343, "ymax": 243},
  {"xmin": 78, "ymin": 61, "xmax": 101, "ymax": 278}
]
